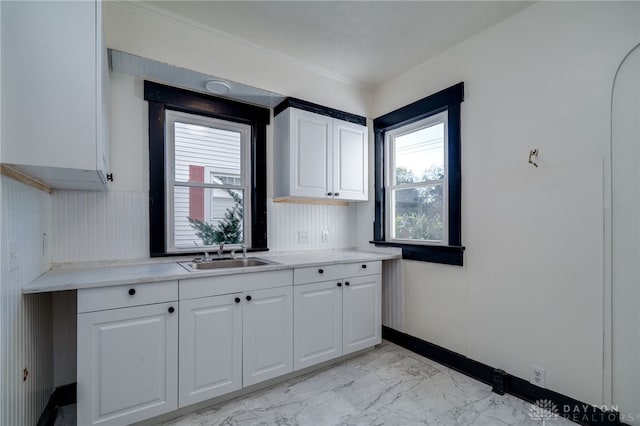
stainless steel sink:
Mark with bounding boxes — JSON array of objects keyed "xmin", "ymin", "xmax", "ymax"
[{"xmin": 179, "ymin": 257, "xmax": 278, "ymax": 271}]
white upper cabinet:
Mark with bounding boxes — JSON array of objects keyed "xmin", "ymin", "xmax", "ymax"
[
  {"xmin": 1, "ymin": 0, "xmax": 110, "ymax": 190},
  {"xmin": 332, "ymin": 119, "xmax": 368, "ymax": 201},
  {"xmin": 274, "ymin": 103, "xmax": 368, "ymax": 202}
]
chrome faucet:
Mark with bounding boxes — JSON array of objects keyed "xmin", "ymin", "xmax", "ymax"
[
  {"xmin": 241, "ymin": 244, "xmax": 247, "ymax": 259},
  {"xmin": 230, "ymin": 248, "xmax": 238, "ymax": 260},
  {"xmin": 202, "ymin": 251, "xmax": 211, "ymax": 262},
  {"xmin": 217, "ymin": 242, "xmax": 225, "ymax": 259}
]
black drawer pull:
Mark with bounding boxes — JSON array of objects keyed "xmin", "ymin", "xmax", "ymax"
[
  {"xmin": 362, "ymin": 264, "xmax": 367, "ymax": 269},
  {"xmin": 235, "ymin": 297, "xmax": 241, "ymax": 303},
  {"xmin": 168, "ymin": 306, "xmax": 175, "ymax": 314},
  {"xmin": 345, "ymin": 281, "xmax": 350, "ymax": 286},
  {"xmin": 337, "ymin": 282, "xmax": 342, "ymax": 287},
  {"xmin": 246, "ymin": 295, "xmax": 252, "ymax": 301},
  {"xmin": 128, "ymin": 289, "xmax": 136, "ymax": 296},
  {"xmin": 318, "ymin": 269, "xmax": 324, "ymax": 274},
  {"xmin": 327, "ymin": 192, "xmax": 332, "ymax": 196},
  {"xmin": 334, "ymin": 192, "xmax": 340, "ymax": 196}
]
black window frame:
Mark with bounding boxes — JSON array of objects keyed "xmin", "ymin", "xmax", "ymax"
[
  {"xmin": 371, "ymin": 82, "xmax": 465, "ymax": 266},
  {"xmin": 144, "ymin": 81, "xmax": 270, "ymax": 257}
]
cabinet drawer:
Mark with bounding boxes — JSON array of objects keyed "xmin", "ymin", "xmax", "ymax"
[
  {"xmin": 293, "ymin": 261, "xmax": 382, "ymax": 285},
  {"xmin": 78, "ymin": 280, "xmax": 178, "ymax": 313},
  {"xmin": 180, "ymin": 270, "xmax": 293, "ymax": 300},
  {"xmin": 294, "ymin": 264, "xmax": 344, "ymax": 285},
  {"xmin": 341, "ymin": 261, "xmax": 381, "ymax": 278}
]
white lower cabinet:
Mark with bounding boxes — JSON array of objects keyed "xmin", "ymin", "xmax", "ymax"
[
  {"xmin": 342, "ymin": 275, "xmax": 382, "ymax": 354},
  {"xmin": 293, "ymin": 281, "xmax": 343, "ymax": 370},
  {"xmin": 293, "ymin": 262, "xmax": 382, "ymax": 370},
  {"xmin": 77, "ymin": 302, "xmax": 178, "ymax": 426},
  {"xmin": 178, "ymin": 294, "xmax": 242, "ymax": 407},
  {"xmin": 178, "ymin": 286, "xmax": 293, "ymax": 407},
  {"xmin": 77, "ymin": 263, "xmax": 380, "ymax": 424},
  {"xmin": 243, "ymin": 286, "xmax": 294, "ymax": 386}
]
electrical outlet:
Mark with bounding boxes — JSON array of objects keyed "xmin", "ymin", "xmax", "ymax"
[
  {"xmin": 321, "ymin": 229, "xmax": 329, "ymax": 243},
  {"xmin": 7, "ymin": 240, "xmax": 19, "ymax": 272},
  {"xmin": 298, "ymin": 230, "xmax": 309, "ymax": 244},
  {"xmin": 530, "ymin": 365, "xmax": 545, "ymax": 388}
]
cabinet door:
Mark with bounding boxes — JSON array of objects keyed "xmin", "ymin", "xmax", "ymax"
[
  {"xmin": 342, "ymin": 275, "xmax": 382, "ymax": 355},
  {"xmin": 96, "ymin": 0, "xmax": 110, "ymax": 185},
  {"xmin": 333, "ymin": 120, "xmax": 368, "ymax": 201},
  {"xmin": 293, "ymin": 280, "xmax": 343, "ymax": 370},
  {"xmin": 179, "ymin": 294, "xmax": 242, "ymax": 407},
  {"xmin": 2, "ymin": 1, "xmax": 108, "ymax": 190},
  {"xmin": 243, "ymin": 286, "xmax": 293, "ymax": 386},
  {"xmin": 77, "ymin": 303, "xmax": 178, "ymax": 425},
  {"xmin": 290, "ymin": 109, "xmax": 333, "ymax": 198}
]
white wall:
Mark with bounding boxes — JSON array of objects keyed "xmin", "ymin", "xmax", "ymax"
[
  {"xmin": 364, "ymin": 1, "xmax": 640, "ymax": 406},
  {"xmin": 611, "ymin": 42, "xmax": 640, "ymax": 424},
  {"xmin": 104, "ymin": 1, "xmax": 373, "ymax": 117}
]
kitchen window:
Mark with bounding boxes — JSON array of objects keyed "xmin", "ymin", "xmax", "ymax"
[
  {"xmin": 145, "ymin": 81, "xmax": 269, "ymax": 256},
  {"xmin": 372, "ymin": 82, "xmax": 465, "ymax": 265},
  {"xmin": 166, "ymin": 111, "xmax": 250, "ymax": 251}
]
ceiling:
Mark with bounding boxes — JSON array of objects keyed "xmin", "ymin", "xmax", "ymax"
[{"xmin": 144, "ymin": 1, "xmax": 532, "ymax": 91}]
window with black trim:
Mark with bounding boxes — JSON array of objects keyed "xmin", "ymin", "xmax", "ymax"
[
  {"xmin": 144, "ymin": 81, "xmax": 270, "ymax": 256},
  {"xmin": 372, "ymin": 82, "xmax": 465, "ymax": 266}
]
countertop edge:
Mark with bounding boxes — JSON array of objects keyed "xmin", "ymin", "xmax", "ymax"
[{"xmin": 22, "ymin": 251, "xmax": 401, "ymax": 294}]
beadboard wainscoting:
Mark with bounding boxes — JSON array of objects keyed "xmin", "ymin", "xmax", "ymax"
[
  {"xmin": 268, "ymin": 201, "xmax": 357, "ymax": 251},
  {"xmin": 1, "ymin": 176, "xmax": 53, "ymax": 425},
  {"xmin": 51, "ymin": 190, "xmax": 149, "ymax": 263},
  {"xmin": 382, "ymin": 258, "xmax": 404, "ymax": 331},
  {"xmin": 51, "ymin": 190, "xmax": 359, "ymax": 263}
]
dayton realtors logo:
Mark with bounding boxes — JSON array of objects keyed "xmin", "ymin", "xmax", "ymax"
[{"xmin": 528, "ymin": 399, "xmax": 559, "ymax": 425}]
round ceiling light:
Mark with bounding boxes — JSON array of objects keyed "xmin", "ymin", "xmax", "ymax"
[{"xmin": 204, "ymin": 80, "xmax": 231, "ymax": 94}]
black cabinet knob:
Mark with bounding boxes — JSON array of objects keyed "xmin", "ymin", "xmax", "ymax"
[
  {"xmin": 235, "ymin": 297, "xmax": 241, "ymax": 303},
  {"xmin": 345, "ymin": 282, "xmax": 350, "ymax": 286},
  {"xmin": 327, "ymin": 192, "xmax": 332, "ymax": 196},
  {"xmin": 318, "ymin": 269, "xmax": 324, "ymax": 274},
  {"xmin": 168, "ymin": 306, "xmax": 175, "ymax": 314},
  {"xmin": 337, "ymin": 282, "xmax": 342, "ymax": 287},
  {"xmin": 334, "ymin": 192, "xmax": 340, "ymax": 196},
  {"xmin": 362, "ymin": 264, "xmax": 367, "ymax": 269},
  {"xmin": 128, "ymin": 289, "xmax": 136, "ymax": 296},
  {"xmin": 246, "ymin": 295, "xmax": 252, "ymax": 301}
]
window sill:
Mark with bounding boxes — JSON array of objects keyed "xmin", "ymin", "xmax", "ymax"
[{"xmin": 369, "ymin": 241, "xmax": 464, "ymax": 266}]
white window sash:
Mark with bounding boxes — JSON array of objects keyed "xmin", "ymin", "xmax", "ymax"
[
  {"xmin": 385, "ymin": 111, "xmax": 449, "ymax": 245},
  {"xmin": 165, "ymin": 110, "xmax": 252, "ymax": 252}
]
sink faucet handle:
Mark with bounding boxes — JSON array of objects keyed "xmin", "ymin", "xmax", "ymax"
[
  {"xmin": 202, "ymin": 251, "xmax": 210, "ymax": 261},
  {"xmin": 241, "ymin": 244, "xmax": 247, "ymax": 259},
  {"xmin": 230, "ymin": 248, "xmax": 238, "ymax": 260}
]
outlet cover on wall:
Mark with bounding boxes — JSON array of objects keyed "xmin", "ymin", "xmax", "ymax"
[
  {"xmin": 298, "ymin": 230, "xmax": 309, "ymax": 244},
  {"xmin": 7, "ymin": 240, "xmax": 19, "ymax": 272},
  {"xmin": 529, "ymin": 365, "xmax": 545, "ymax": 388},
  {"xmin": 321, "ymin": 229, "xmax": 329, "ymax": 243}
]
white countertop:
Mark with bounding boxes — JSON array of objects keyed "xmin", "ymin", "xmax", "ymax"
[{"xmin": 22, "ymin": 249, "xmax": 400, "ymax": 293}]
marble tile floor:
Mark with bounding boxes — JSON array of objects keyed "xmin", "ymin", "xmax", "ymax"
[
  {"xmin": 161, "ymin": 341, "xmax": 575, "ymax": 426},
  {"xmin": 53, "ymin": 341, "xmax": 576, "ymax": 426}
]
